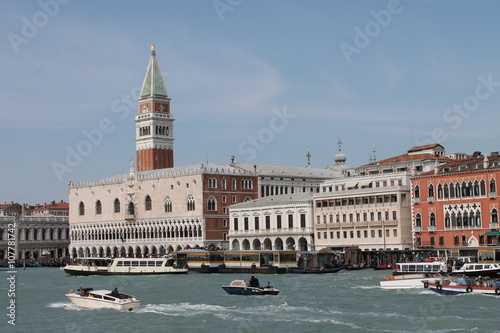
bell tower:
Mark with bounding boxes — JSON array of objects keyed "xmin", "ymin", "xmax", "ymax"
[{"xmin": 136, "ymin": 45, "xmax": 174, "ymax": 172}]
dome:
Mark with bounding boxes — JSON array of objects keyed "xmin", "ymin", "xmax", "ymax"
[{"xmin": 334, "ymin": 151, "xmax": 346, "ymax": 164}]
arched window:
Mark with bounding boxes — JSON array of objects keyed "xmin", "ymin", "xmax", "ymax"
[
  {"xmin": 145, "ymin": 195, "xmax": 152, "ymax": 211},
  {"xmin": 439, "ymin": 236, "xmax": 444, "ymax": 246},
  {"xmin": 207, "ymin": 196, "xmax": 217, "ymax": 211},
  {"xmin": 222, "ymin": 178, "xmax": 227, "ymax": 190},
  {"xmin": 445, "ymin": 212, "xmax": 450, "ymax": 228},
  {"xmin": 114, "ymin": 199, "xmax": 120, "ymax": 213},
  {"xmin": 475, "ymin": 211, "xmax": 481, "ymax": 226},
  {"xmin": 490, "ymin": 179, "xmax": 496, "ymax": 193},
  {"xmin": 416, "ymin": 237, "xmax": 421, "ymax": 246},
  {"xmin": 437, "ymin": 184, "xmax": 443, "ymax": 199},
  {"xmin": 232, "ymin": 179, "xmax": 237, "ymax": 190},
  {"xmin": 415, "ymin": 213, "xmax": 422, "ymax": 227},
  {"xmin": 95, "ymin": 200, "xmax": 102, "ymax": 214},
  {"xmin": 455, "ymin": 182, "xmax": 461, "ymax": 198},
  {"xmin": 428, "ymin": 184, "xmax": 434, "ymax": 198},
  {"xmin": 187, "ymin": 195, "xmax": 195, "ymax": 211},
  {"xmin": 480, "ymin": 180, "xmax": 486, "ymax": 195},
  {"xmin": 443, "ymin": 183, "xmax": 449, "ymax": 199},
  {"xmin": 457, "ymin": 212, "xmax": 462, "ymax": 227},
  {"xmin": 208, "ymin": 178, "xmax": 217, "ymax": 189},
  {"xmin": 461, "ymin": 181, "xmax": 469, "ymax": 197},
  {"xmin": 127, "ymin": 202, "xmax": 135, "ymax": 215},
  {"xmin": 473, "ymin": 180, "xmax": 480, "ymax": 196},
  {"xmin": 454, "ymin": 235, "xmax": 459, "ymax": 246},
  {"xmin": 429, "ymin": 213, "xmax": 436, "ymax": 226},
  {"xmin": 450, "ymin": 183, "xmax": 455, "ymax": 198},
  {"xmin": 430, "ymin": 236, "xmax": 435, "ymax": 246},
  {"xmin": 491, "ymin": 209, "xmax": 498, "ymax": 223},
  {"xmin": 164, "ymin": 198, "xmax": 172, "ymax": 213},
  {"xmin": 414, "ymin": 186, "xmax": 420, "ymax": 199},
  {"xmin": 79, "ymin": 202, "xmax": 85, "ymax": 216}
]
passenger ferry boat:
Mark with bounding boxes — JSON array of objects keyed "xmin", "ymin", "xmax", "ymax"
[
  {"xmin": 63, "ymin": 256, "xmax": 188, "ymax": 276},
  {"xmin": 393, "ymin": 259, "xmax": 500, "ymax": 277},
  {"xmin": 65, "ymin": 288, "xmax": 141, "ymax": 311},
  {"xmin": 174, "ymin": 250, "xmax": 298, "ymax": 273},
  {"xmin": 424, "ymin": 276, "xmax": 500, "ymax": 295},
  {"xmin": 380, "ymin": 273, "xmax": 445, "ymax": 289}
]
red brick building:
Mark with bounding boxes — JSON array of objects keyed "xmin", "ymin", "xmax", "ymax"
[{"xmin": 411, "ymin": 151, "xmax": 500, "ymax": 257}]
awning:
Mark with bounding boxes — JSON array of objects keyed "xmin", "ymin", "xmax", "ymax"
[
  {"xmin": 345, "ymin": 181, "xmax": 359, "ymax": 188},
  {"xmin": 485, "ymin": 231, "xmax": 500, "ymax": 235},
  {"xmin": 358, "ymin": 179, "xmax": 373, "ymax": 187}
]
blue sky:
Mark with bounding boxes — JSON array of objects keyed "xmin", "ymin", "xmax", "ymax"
[{"xmin": 2, "ymin": 0, "xmax": 500, "ymax": 204}]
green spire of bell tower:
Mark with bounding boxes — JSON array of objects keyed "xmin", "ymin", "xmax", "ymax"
[{"xmin": 140, "ymin": 44, "xmax": 168, "ymax": 98}]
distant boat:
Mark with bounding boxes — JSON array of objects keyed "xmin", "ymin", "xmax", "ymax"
[
  {"xmin": 380, "ymin": 273, "xmax": 445, "ymax": 289},
  {"xmin": 63, "ymin": 257, "xmax": 188, "ymax": 276},
  {"xmin": 65, "ymin": 288, "xmax": 141, "ymax": 311},
  {"xmin": 221, "ymin": 280, "xmax": 280, "ymax": 295},
  {"xmin": 424, "ymin": 277, "xmax": 500, "ymax": 295}
]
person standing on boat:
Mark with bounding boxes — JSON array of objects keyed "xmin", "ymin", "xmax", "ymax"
[
  {"xmin": 111, "ymin": 288, "xmax": 120, "ymax": 298},
  {"xmin": 249, "ymin": 276, "xmax": 260, "ymax": 288}
]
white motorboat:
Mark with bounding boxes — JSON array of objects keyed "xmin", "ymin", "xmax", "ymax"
[
  {"xmin": 380, "ymin": 273, "xmax": 443, "ymax": 289},
  {"xmin": 65, "ymin": 288, "xmax": 141, "ymax": 311}
]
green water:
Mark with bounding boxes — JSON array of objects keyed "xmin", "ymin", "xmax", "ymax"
[{"xmin": 1, "ymin": 268, "xmax": 499, "ymax": 333}]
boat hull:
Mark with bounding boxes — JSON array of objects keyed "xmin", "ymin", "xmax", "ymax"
[
  {"xmin": 65, "ymin": 294, "xmax": 141, "ymax": 311},
  {"xmin": 63, "ymin": 267, "xmax": 188, "ymax": 276},
  {"xmin": 426, "ymin": 283, "xmax": 500, "ymax": 295},
  {"xmin": 222, "ymin": 286, "xmax": 280, "ymax": 295}
]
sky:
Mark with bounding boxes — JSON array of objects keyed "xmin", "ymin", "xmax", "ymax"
[{"xmin": 2, "ymin": 0, "xmax": 500, "ymax": 204}]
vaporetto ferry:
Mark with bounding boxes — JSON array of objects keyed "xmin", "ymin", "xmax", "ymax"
[
  {"xmin": 63, "ymin": 256, "xmax": 188, "ymax": 276},
  {"xmin": 173, "ymin": 250, "xmax": 298, "ymax": 273}
]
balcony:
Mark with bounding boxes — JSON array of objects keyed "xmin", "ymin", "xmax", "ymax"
[
  {"xmin": 490, "ymin": 222, "xmax": 499, "ymax": 230},
  {"xmin": 490, "ymin": 192, "xmax": 497, "ymax": 199},
  {"xmin": 428, "ymin": 225, "xmax": 436, "ymax": 233},
  {"xmin": 412, "ymin": 226, "xmax": 422, "ymax": 233},
  {"xmin": 125, "ymin": 214, "xmax": 136, "ymax": 222},
  {"xmin": 428, "ymin": 196, "xmax": 434, "ymax": 204},
  {"xmin": 414, "ymin": 197, "xmax": 420, "ymax": 204}
]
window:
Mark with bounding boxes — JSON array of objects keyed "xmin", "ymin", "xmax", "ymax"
[
  {"xmin": 222, "ymin": 178, "xmax": 227, "ymax": 190},
  {"xmin": 95, "ymin": 200, "xmax": 102, "ymax": 215},
  {"xmin": 244, "ymin": 217, "xmax": 249, "ymax": 230},
  {"xmin": 207, "ymin": 196, "xmax": 217, "ymax": 211},
  {"xmin": 78, "ymin": 202, "xmax": 85, "ymax": 216},
  {"xmin": 439, "ymin": 236, "xmax": 444, "ymax": 246},
  {"xmin": 127, "ymin": 202, "xmax": 135, "ymax": 215},
  {"xmin": 187, "ymin": 195, "xmax": 195, "ymax": 211},
  {"xmin": 288, "ymin": 214, "xmax": 293, "ymax": 228},
  {"xmin": 208, "ymin": 178, "xmax": 217, "ymax": 188},
  {"xmin": 277, "ymin": 215, "xmax": 282, "ymax": 229},
  {"xmin": 222, "ymin": 195, "xmax": 227, "ymax": 203},
  {"xmin": 300, "ymin": 214, "xmax": 306, "ymax": 228},
  {"xmin": 415, "ymin": 214, "xmax": 422, "ymax": 227},
  {"xmin": 114, "ymin": 199, "xmax": 120, "ymax": 213},
  {"xmin": 234, "ymin": 218, "xmax": 239, "ymax": 231},
  {"xmin": 414, "ymin": 186, "xmax": 420, "ymax": 199},
  {"xmin": 429, "ymin": 213, "xmax": 436, "ymax": 226},
  {"xmin": 491, "ymin": 209, "xmax": 498, "ymax": 223},
  {"xmin": 437, "ymin": 184, "xmax": 443, "ymax": 199},
  {"xmin": 164, "ymin": 198, "xmax": 172, "ymax": 213},
  {"xmin": 145, "ymin": 195, "xmax": 152, "ymax": 211},
  {"xmin": 266, "ymin": 216, "xmax": 270, "ymax": 229},
  {"xmin": 232, "ymin": 179, "xmax": 237, "ymax": 190},
  {"xmin": 480, "ymin": 180, "xmax": 486, "ymax": 195},
  {"xmin": 254, "ymin": 217, "xmax": 259, "ymax": 230},
  {"xmin": 490, "ymin": 179, "xmax": 496, "ymax": 193},
  {"xmin": 428, "ymin": 184, "xmax": 434, "ymax": 198}
]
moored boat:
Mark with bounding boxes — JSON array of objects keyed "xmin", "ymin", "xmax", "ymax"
[
  {"xmin": 424, "ymin": 277, "xmax": 500, "ymax": 295},
  {"xmin": 65, "ymin": 288, "xmax": 141, "ymax": 311},
  {"xmin": 63, "ymin": 256, "xmax": 188, "ymax": 276},
  {"xmin": 221, "ymin": 280, "xmax": 280, "ymax": 295}
]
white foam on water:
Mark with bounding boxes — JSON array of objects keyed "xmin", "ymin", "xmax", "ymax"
[{"xmin": 47, "ymin": 302, "xmax": 83, "ymax": 311}]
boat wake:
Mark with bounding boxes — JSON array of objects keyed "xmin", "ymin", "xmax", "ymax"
[{"xmin": 47, "ymin": 302, "xmax": 83, "ymax": 311}]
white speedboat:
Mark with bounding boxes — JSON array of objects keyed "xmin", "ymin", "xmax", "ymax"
[
  {"xmin": 380, "ymin": 273, "xmax": 442, "ymax": 289},
  {"xmin": 65, "ymin": 288, "xmax": 141, "ymax": 311}
]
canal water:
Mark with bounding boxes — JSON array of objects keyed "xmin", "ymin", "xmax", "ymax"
[{"xmin": 1, "ymin": 267, "xmax": 499, "ymax": 333}]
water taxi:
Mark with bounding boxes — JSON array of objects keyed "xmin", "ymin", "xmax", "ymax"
[
  {"xmin": 65, "ymin": 288, "xmax": 141, "ymax": 311},
  {"xmin": 63, "ymin": 257, "xmax": 188, "ymax": 276},
  {"xmin": 424, "ymin": 277, "xmax": 500, "ymax": 295},
  {"xmin": 380, "ymin": 273, "xmax": 447, "ymax": 289},
  {"xmin": 221, "ymin": 280, "xmax": 280, "ymax": 295}
]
